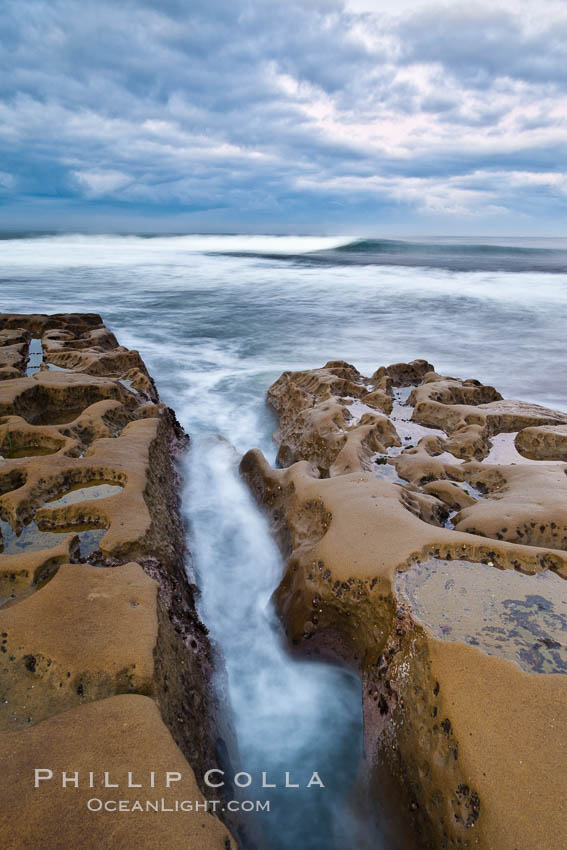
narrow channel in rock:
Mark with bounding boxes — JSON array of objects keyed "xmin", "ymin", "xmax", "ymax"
[{"xmin": 185, "ymin": 435, "xmax": 388, "ymax": 849}]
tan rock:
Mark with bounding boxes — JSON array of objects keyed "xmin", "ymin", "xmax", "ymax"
[
  {"xmin": 0, "ymin": 368, "xmax": 136, "ymax": 424},
  {"xmin": 515, "ymin": 422, "xmax": 567, "ymax": 460},
  {"xmin": 0, "ymin": 562, "xmax": 157, "ymax": 729},
  {"xmin": 0, "ymin": 343, "xmax": 29, "ymax": 376},
  {"xmin": 242, "ymin": 357, "xmax": 567, "ymax": 849},
  {"xmin": 0, "ymin": 313, "xmax": 235, "ymax": 848},
  {"xmin": 0, "ymin": 694, "xmax": 236, "ymax": 850},
  {"xmin": 0, "ymin": 536, "xmax": 78, "ymax": 604}
]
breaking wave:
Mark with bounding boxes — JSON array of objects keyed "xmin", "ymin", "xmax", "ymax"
[{"xmin": 2, "ymin": 231, "xmax": 567, "ymax": 272}]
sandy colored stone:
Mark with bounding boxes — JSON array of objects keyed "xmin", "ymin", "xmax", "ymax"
[
  {"xmin": 0, "ymin": 313, "xmax": 103, "ymax": 336},
  {"xmin": 0, "ymin": 535, "xmax": 78, "ymax": 603},
  {"xmin": 267, "ymin": 360, "xmax": 401, "ymax": 472},
  {"xmin": 0, "ymin": 313, "xmax": 235, "ymax": 848},
  {"xmin": 0, "ymin": 410, "xmax": 181, "ymax": 569},
  {"xmin": 410, "ymin": 374, "xmax": 567, "ymax": 460},
  {"xmin": 375, "ymin": 632, "xmax": 567, "ymax": 849},
  {"xmin": 242, "ymin": 357, "xmax": 567, "ymax": 849},
  {"xmin": 0, "ymin": 329, "xmax": 31, "ymax": 381},
  {"xmin": 373, "ymin": 358, "xmax": 434, "ymax": 387},
  {"xmin": 0, "ymin": 397, "xmax": 158, "ymax": 462},
  {"xmin": 421, "ymin": 478, "xmax": 477, "ymax": 510},
  {"xmin": 0, "ymin": 368, "xmax": 137, "ymax": 424},
  {"xmin": 0, "ymin": 330, "xmax": 31, "ymax": 348},
  {"xmin": 515, "ymin": 422, "xmax": 567, "ymax": 460},
  {"xmin": 361, "ymin": 388, "xmax": 393, "ymax": 414},
  {"xmin": 1, "ymin": 417, "xmax": 160, "ymax": 558},
  {"xmin": 0, "ymin": 694, "xmax": 236, "ymax": 850},
  {"xmin": 427, "ymin": 642, "xmax": 567, "ymax": 847},
  {"xmin": 452, "ymin": 461, "xmax": 567, "ymax": 549},
  {"xmin": 0, "ymin": 562, "xmax": 158, "ymax": 729},
  {"xmin": 0, "ymin": 343, "xmax": 29, "ymax": 375},
  {"xmin": 41, "ymin": 323, "xmax": 158, "ymax": 400}
]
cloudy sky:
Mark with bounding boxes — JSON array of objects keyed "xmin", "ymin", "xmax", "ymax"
[{"xmin": 1, "ymin": 0, "xmax": 566, "ymax": 234}]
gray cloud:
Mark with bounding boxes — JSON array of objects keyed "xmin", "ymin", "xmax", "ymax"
[
  {"xmin": 0, "ymin": 0, "xmax": 566, "ymax": 232},
  {"xmin": 399, "ymin": 6, "xmax": 567, "ymax": 87}
]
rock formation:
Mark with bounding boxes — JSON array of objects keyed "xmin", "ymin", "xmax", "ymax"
[
  {"xmin": 0, "ymin": 314, "xmax": 236, "ymax": 849},
  {"xmin": 241, "ymin": 359, "xmax": 567, "ymax": 849}
]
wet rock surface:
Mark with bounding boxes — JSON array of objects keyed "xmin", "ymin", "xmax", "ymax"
[
  {"xmin": 242, "ymin": 359, "xmax": 567, "ymax": 850},
  {"xmin": 0, "ymin": 314, "xmax": 235, "ymax": 850}
]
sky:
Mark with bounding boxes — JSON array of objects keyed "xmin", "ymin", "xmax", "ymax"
[{"xmin": 1, "ymin": 0, "xmax": 567, "ymax": 235}]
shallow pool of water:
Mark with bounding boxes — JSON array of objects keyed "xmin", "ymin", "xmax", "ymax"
[
  {"xmin": 25, "ymin": 338, "xmax": 43, "ymax": 376},
  {"xmin": 396, "ymin": 558, "xmax": 567, "ymax": 675},
  {"xmin": 0, "ymin": 518, "xmax": 105, "ymax": 558},
  {"xmin": 46, "ymin": 482, "xmax": 123, "ymax": 508},
  {"xmin": 0, "ymin": 444, "xmax": 59, "ymax": 459}
]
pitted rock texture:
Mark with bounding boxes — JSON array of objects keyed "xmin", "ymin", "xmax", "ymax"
[
  {"xmin": 242, "ymin": 359, "xmax": 567, "ymax": 850},
  {"xmin": 0, "ymin": 314, "xmax": 235, "ymax": 850}
]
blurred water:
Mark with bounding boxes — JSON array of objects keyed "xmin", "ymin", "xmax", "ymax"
[
  {"xmin": 1, "ymin": 233, "xmax": 566, "ymax": 416},
  {"xmin": 1, "ymin": 232, "xmax": 566, "ymax": 848},
  {"xmin": 186, "ymin": 436, "xmax": 367, "ymax": 849}
]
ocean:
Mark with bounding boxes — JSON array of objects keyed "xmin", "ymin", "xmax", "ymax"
[
  {"xmin": 1, "ymin": 232, "xmax": 566, "ymax": 849},
  {"xmin": 2, "ymin": 233, "xmax": 566, "ymax": 419}
]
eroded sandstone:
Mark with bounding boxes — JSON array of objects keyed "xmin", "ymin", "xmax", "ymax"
[
  {"xmin": 242, "ymin": 359, "xmax": 567, "ymax": 849},
  {"xmin": 0, "ymin": 694, "xmax": 233, "ymax": 850},
  {"xmin": 0, "ymin": 314, "xmax": 235, "ymax": 850}
]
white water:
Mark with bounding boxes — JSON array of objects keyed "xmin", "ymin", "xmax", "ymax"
[
  {"xmin": 0, "ymin": 233, "xmax": 349, "ymax": 267},
  {"xmin": 1, "ymin": 232, "xmax": 566, "ymax": 848},
  {"xmin": 186, "ymin": 437, "xmax": 365, "ymax": 849}
]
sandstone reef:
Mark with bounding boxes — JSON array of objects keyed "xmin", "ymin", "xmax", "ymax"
[
  {"xmin": 0, "ymin": 314, "xmax": 235, "ymax": 850},
  {"xmin": 241, "ymin": 359, "xmax": 567, "ymax": 850}
]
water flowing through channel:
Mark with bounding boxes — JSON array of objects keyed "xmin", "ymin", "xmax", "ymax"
[
  {"xmin": 185, "ymin": 436, "xmax": 367, "ymax": 849},
  {"xmin": 2, "ymin": 232, "xmax": 567, "ymax": 847}
]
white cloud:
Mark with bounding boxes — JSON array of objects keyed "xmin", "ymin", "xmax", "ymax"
[
  {"xmin": 72, "ymin": 169, "xmax": 132, "ymax": 197},
  {"xmin": 346, "ymin": 0, "xmax": 566, "ymax": 26},
  {"xmin": 294, "ymin": 172, "xmax": 507, "ymax": 215},
  {"xmin": 0, "ymin": 171, "xmax": 15, "ymax": 189}
]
